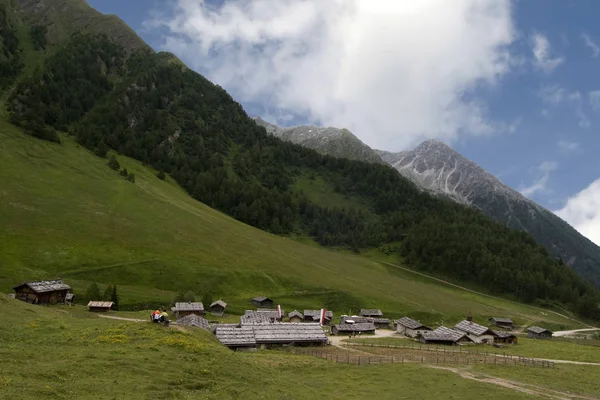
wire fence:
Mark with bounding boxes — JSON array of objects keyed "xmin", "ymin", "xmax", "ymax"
[{"xmin": 292, "ymin": 345, "xmax": 554, "ymax": 368}]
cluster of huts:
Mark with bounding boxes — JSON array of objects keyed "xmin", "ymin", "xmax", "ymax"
[{"xmin": 10, "ymin": 283, "xmax": 555, "ymax": 349}]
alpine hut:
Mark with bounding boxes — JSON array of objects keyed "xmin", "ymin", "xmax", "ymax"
[
  {"xmin": 331, "ymin": 322, "xmax": 376, "ymax": 335},
  {"xmin": 87, "ymin": 301, "xmax": 113, "ymax": 312},
  {"xmin": 177, "ymin": 314, "xmax": 209, "ymax": 330},
  {"xmin": 215, "ymin": 325, "xmax": 257, "ymax": 350},
  {"xmin": 171, "ymin": 302, "xmax": 205, "ymax": 318},
  {"xmin": 209, "ymin": 300, "xmax": 227, "ymax": 316},
  {"xmin": 288, "ymin": 310, "xmax": 303, "ymax": 323},
  {"xmin": 493, "ymin": 331, "xmax": 518, "ymax": 344},
  {"xmin": 252, "ymin": 296, "xmax": 273, "ymax": 308},
  {"xmin": 13, "ymin": 280, "xmax": 71, "ymax": 304},
  {"xmin": 418, "ymin": 326, "xmax": 474, "ymax": 346},
  {"xmin": 527, "ymin": 326, "xmax": 553, "ymax": 340},
  {"xmin": 488, "ymin": 317, "xmax": 514, "ymax": 330},
  {"xmin": 304, "ymin": 310, "xmax": 334, "ymax": 325},
  {"xmin": 454, "ymin": 320, "xmax": 498, "ymax": 344},
  {"xmin": 396, "ymin": 317, "xmax": 432, "ymax": 338}
]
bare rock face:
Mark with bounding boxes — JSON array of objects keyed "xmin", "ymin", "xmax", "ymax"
[
  {"xmin": 378, "ymin": 140, "xmax": 600, "ymax": 287},
  {"xmin": 254, "ymin": 117, "xmax": 384, "ymax": 164}
]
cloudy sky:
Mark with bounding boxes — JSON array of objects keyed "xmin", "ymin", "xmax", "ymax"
[{"xmin": 89, "ymin": 0, "xmax": 600, "ymax": 246}]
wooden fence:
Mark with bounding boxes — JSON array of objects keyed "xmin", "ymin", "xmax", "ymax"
[{"xmin": 292, "ymin": 346, "xmax": 554, "ymax": 368}]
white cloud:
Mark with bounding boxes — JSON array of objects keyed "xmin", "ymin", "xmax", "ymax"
[
  {"xmin": 538, "ymin": 86, "xmax": 590, "ymax": 128},
  {"xmin": 581, "ymin": 33, "xmax": 600, "ymax": 58},
  {"xmin": 589, "ymin": 90, "xmax": 600, "ymax": 112},
  {"xmin": 148, "ymin": 0, "xmax": 516, "ymax": 150},
  {"xmin": 530, "ymin": 32, "xmax": 564, "ymax": 73},
  {"xmin": 557, "ymin": 140, "xmax": 579, "ymax": 154},
  {"xmin": 520, "ymin": 161, "xmax": 558, "ymax": 197},
  {"xmin": 539, "ymin": 85, "xmax": 565, "ymax": 105},
  {"xmin": 555, "ymin": 179, "xmax": 600, "ymax": 246},
  {"xmin": 568, "ymin": 92, "xmax": 590, "ymax": 128}
]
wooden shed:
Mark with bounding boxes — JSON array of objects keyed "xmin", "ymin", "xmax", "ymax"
[
  {"xmin": 493, "ymin": 331, "xmax": 518, "ymax": 344},
  {"xmin": 419, "ymin": 326, "xmax": 474, "ymax": 346},
  {"xmin": 304, "ymin": 310, "xmax": 333, "ymax": 325},
  {"xmin": 371, "ymin": 318, "xmax": 391, "ymax": 329},
  {"xmin": 454, "ymin": 320, "xmax": 498, "ymax": 344},
  {"xmin": 288, "ymin": 310, "xmax": 303, "ymax": 323},
  {"xmin": 171, "ymin": 302, "xmax": 205, "ymax": 318},
  {"xmin": 13, "ymin": 280, "xmax": 71, "ymax": 304},
  {"xmin": 331, "ymin": 323, "xmax": 376, "ymax": 335},
  {"xmin": 359, "ymin": 309, "xmax": 383, "ymax": 317},
  {"xmin": 252, "ymin": 296, "xmax": 273, "ymax": 308},
  {"xmin": 527, "ymin": 326, "xmax": 553, "ymax": 340},
  {"xmin": 87, "ymin": 301, "xmax": 113, "ymax": 312},
  {"xmin": 396, "ymin": 317, "xmax": 432, "ymax": 338},
  {"xmin": 488, "ymin": 317, "xmax": 514, "ymax": 330},
  {"xmin": 177, "ymin": 314, "xmax": 209, "ymax": 330},
  {"xmin": 209, "ymin": 300, "xmax": 227, "ymax": 316},
  {"xmin": 241, "ymin": 309, "xmax": 283, "ymax": 325}
]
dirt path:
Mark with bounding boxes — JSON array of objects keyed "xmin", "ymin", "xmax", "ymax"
[
  {"xmin": 553, "ymin": 328, "xmax": 599, "ymax": 337},
  {"xmin": 97, "ymin": 315, "xmax": 147, "ymax": 323},
  {"xmin": 430, "ymin": 366, "xmax": 597, "ymax": 400},
  {"xmin": 376, "ymin": 260, "xmax": 595, "ymax": 328}
]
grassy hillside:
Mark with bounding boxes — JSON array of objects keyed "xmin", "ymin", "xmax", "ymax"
[
  {"xmin": 1, "ymin": 293, "xmax": 554, "ymax": 400},
  {"xmin": 0, "ymin": 120, "xmax": 585, "ymax": 329}
]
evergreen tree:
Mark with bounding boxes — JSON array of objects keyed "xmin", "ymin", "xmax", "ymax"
[
  {"xmin": 86, "ymin": 282, "xmax": 101, "ymax": 301},
  {"xmin": 119, "ymin": 168, "xmax": 128, "ymax": 177},
  {"xmin": 127, "ymin": 172, "xmax": 135, "ymax": 183},
  {"xmin": 157, "ymin": 170, "xmax": 166, "ymax": 180},
  {"xmin": 107, "ymin": 155, "xmax": 120, "ymax": 171},
  {"xmin": 111, "ymin": 285, "xmax": 119, "ymax": 311},
  {"xmin": 103, "ymin": 284, "xmax": 113, "ymax": 301}
]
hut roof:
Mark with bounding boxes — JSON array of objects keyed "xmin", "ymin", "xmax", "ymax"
[
  {"xmin": 253, "ymin": 323, "xmax": 327, "ymax": 344},
  {"xmin": 215, "ymin": 325, "xmax": 257, "ymax": 346},
  {"xmin": 492, "ymin": 331, "xmax": 516, "ymax": 339},
  {"xmin": 252, "ymin": 296, "xmax": 271, "ymax": 302},
  {"xmin": 172, "ymin": 302, "xmax": 204, "ymax": 312},
  {"xmin": 455, "ymin": 320, "xmax": 495, "ymax": 336},
  {"xmin": 430, "ymin": 326, "xmax": 469, "ymax": 342},
  {"xmin": 359, "ymin": 309, "xmax": 383, "ymax": 317},
  {"xmin": 528, "ymin": 326, "xmax": 553, "ymax": 334},
  {"xmin": 334, "ymin": 323, "xmax": 376, "ymax": 333},
  {"xmin": 304, "ymin": 310, "xmax": 333, "ymax": 319},
  {"xmin": 396, "ymin": 317, "xmax": 430, "ymax": 330},
  {"xmin": 341, "ymin": 316, "xmax": 370, "ymax": 324},
  {"xmin": 288, "ymin": 310, "xmax": 303, "ymax": 319},
  {"xmin": 489, "ymin": 317, "xmax": 513, "ymax": 324},
  {"xmin": 87, "ymin": 301, "xmax": 113, "ymax": 308},
  {"xmin": 371, "ymin": 318, "xmax": 390, "ymax": 324},
  {"xmin": 210, "ymin": 300, "xmax": 227, "ymax": 308},
  {"xmin": 177, "ymin": 314, "xmax": 209, "ymax": 330},
  {"xmin": 241, "ymin": 311, "xmax": 276, "ymax": 325},
  {"xmin": 13, "ymin": 280, "xmax": 71, "ymax": 293}
]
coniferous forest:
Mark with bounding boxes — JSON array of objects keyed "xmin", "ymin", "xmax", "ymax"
[{"xmin": 3, "ymin": 30, "xmax": 600, "ymax": 320}]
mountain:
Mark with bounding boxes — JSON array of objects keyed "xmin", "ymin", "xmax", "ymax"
[
  {"xmin": 377, "ymin": 140, "xmax": 600, "ymax": 288},
  {"xmin": 1, "ymin": 0, "xmax": 599, "ymax": 319},
  {"xmin": 254, "ymin": 117, "xmax": 383, "ymax": 164}
]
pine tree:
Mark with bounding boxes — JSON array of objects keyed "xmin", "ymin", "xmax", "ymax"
[
  {"xmin": 111, "ymin": 285, "xmax": 120, "ymax": 311},
  {"xmin": 119, "ymin": 168, "xmax": 128, "ymax": 177},
  {"xmin": 107, "ymin": 155, "xmax": 120, "ymax": 171},
  {"xmin": 157, "ymin": 170, "xmax": 166, "ymax": 180}
]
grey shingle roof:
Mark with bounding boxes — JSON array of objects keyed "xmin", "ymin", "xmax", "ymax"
[
  {"xmin": 455, "ymin": 320, "xmax": 494, "ymax": 336},
  {"xmin": 252, "ymin": 296, "xmax": 271, "ymax": 302},
  {"xmin": 492, "ymin": 331, "xmax": 516, "ymax": 339},
  {"xmin": 489, "ymin": 317, "xmax": 513, "ymax": 324},
  {"xmin": 215, "ymin": 325, "xmax": 257, "ymax": 346},
  {"xmin": 372, "ymin": 318, "xmax": 390, "ymax": 324},
  {"xmin": 253, "ymin": 323, "xmax": 327, "ymax": 344},
  {"xmin": 210, "ymin": 300, "xmax": 227, "ymax": 308},
  {"xmin": 430, "ymin": 326, "xmax": 468, "ymax": 342},
  {"xmin": 304, "ymin": 310, "xmax": 333, "ymax": 319},
  {"xmin": 172, "ymin": 302, "xmax": 205, "ymax": 312},
  {"xmin": 359, "ymin": 309, "xmax": 383, "ymax": 317},
  {"xmin": 340, "ymin": 316, "xmax": 370, "ymax": 324},
  {"xmin": 14, "ymin": 280, "xmax": 71, "ymax": 293},
  {"xmin": 528, "ymin": 326, "xmax": 553, "ymax": 334},
  {"xmin": 288, "ymin": 310, "xmax": 303, "ymax": 319},
  {"xmin": 334, "ymin": 323, "xmax": 376, "ymax": 332},
  {"xmin": 397, "ymin": 317, "xmax": 429, "ymax": 330},
  {"xmin": 241, "ymin": 310, "xmax": 281, "ymax": 324},
  {"xmin": 87, "ymin": 301, "xmax": 113, "ymax": 308},
  {"xmin": 177, "ymin": 314, "xmax": 209, "ymax": 330}
]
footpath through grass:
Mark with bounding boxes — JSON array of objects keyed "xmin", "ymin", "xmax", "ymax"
[{"xmin": 0, "ymin": 294, "xmax": 544, "ymax": 400}]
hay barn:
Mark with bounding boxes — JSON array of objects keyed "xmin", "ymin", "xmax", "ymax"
[
  {"xmin": 13, "ymin": 280, "xmax": 71, "ymax": 304},
  {"xmin": 87, "ymin": 301, "xmax": 113, "ymax": 312}
]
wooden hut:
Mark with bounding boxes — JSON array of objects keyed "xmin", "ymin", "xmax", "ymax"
[
  {"xmin": 371, "ymin": 318, "xmax": 391, "ymax": 329},
  {"xmin": 488, "ymin": 317, "xmax": 514, "ymax": 330},
  {"xmin": 359, "ymin": 309, "xmax": 383, "ymax": 317},
  {"xmin": 253, "ymin": 323, "xmax": 328, "ymax": 346},
  {"xmin": 418, "ymin": 326, "xmax": 474, "ymax": 346},
  {"xmin": 13, "ymin": 280, "xmax": 71, "ymax": 304},
  {"xmin": 171, "ymin": 302, "xmax": 205, "ymax": 318},
  {"xmin": 177, "ymin": 314, "xmax": 209, "ymax": 330},
  {"xmin": 493, "ymin": 331, "xmax": 518, "ymax": 344},
  {"xmin": 396, "ymin": 317, "xmax": 432, "ymax": 338},
  {"xmin": 527, "ymin": 326, "xmax": 553, "ymax": 339},
  {"xmin": 215, "ymin": 325, "xmax": 257, "ymax": 349},
  {"xmin": 454, "ymin": 320, "xmax": 498, "ymax": 344},
  {"xmin": 288, "ymin": 310, "xmax": 303, "ymax": 323},
  {"xmin": 252, "ymin": 296, "xmax": 273, "ymax": 308},
  {"xmin": 241, "ymin": 309, "xmax": 283, "ymax": 325},
  {"xmin": 304, "ymin": 310, "xmax": 333, "ymax": 325},
  {"xmin": 331, "ymin": 322, "xmax": 376, "ymax": 335},
  {"xmin": 87, "ymin": 301, "xmax": 113, "ymax": 312},
  {"xmin": 209, "ymin": 300, "xmax": 227, "ymax": 316}
]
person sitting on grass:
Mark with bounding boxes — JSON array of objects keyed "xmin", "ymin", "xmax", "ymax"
[
  {"xmin": 152, "ymin": 309, "xmax": 161, "ymax": 323},
  {"xmin": 159, "ymin": 308, "xmax": 169, "ymax": 324}
]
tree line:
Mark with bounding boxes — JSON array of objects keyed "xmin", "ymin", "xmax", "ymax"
[{"xmin": 5, "ymin": 33, "xmax": 600, "ymax": 319}]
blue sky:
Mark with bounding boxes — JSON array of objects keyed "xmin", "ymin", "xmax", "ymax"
[{"xmin": 87, "ymin": 0, "xmax": 600, "ymax": 244}]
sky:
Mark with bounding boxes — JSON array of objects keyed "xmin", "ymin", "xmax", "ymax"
[{"xmin": 88, "ymin": 0, "xmax": 600, "ymax": 246}]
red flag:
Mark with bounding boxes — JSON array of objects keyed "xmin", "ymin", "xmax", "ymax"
[
  {"xmin": 277, "ymin": 304, "xmax": 281, "ymax": 319},
  {"xmin": 320, "ymin": 308, "xmax": 327, "ymax": 326}
]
